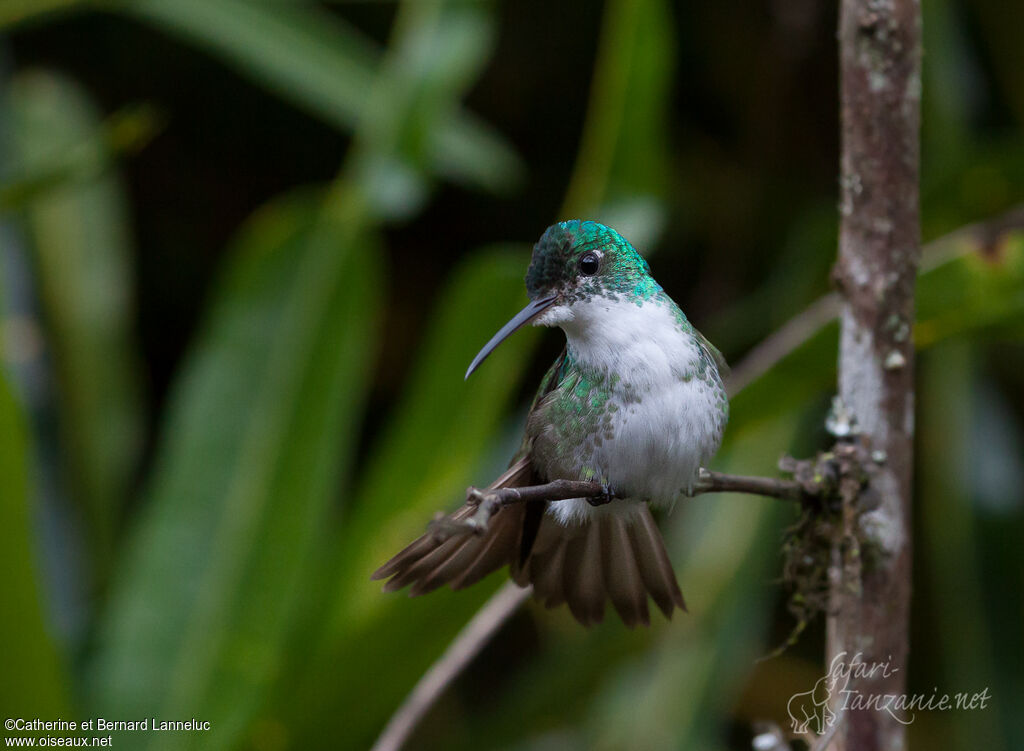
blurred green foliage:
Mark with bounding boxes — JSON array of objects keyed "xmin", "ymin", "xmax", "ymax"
[
  {"xmin": 7, "ymin": 70, "xmax": 145, "ymax": 577},
  {"xmin": 1, "ymin": 0, "xmax": 1022, "ymax": 750},
  {"xmin": 0, "ymin": 372, "xmax": 72, "ymax": 720}
]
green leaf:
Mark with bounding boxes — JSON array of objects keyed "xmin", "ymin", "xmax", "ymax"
[
  {"xmin": 350, "ymin": 2, "xmax": 503, "ymax": 216},
  {"xmin": 6, "ymin": 70, "xmax": 145, "ymax": 574},
  {"xmin": 328, "ymin": 246, "xmax": 537, "ymax": 634},
  {"xmin": 1, "ymin": 101, "xmax": 163, "ymax": 212},
  {"xmin": 731, "ymin": 229, "xmax": 1024, "ymax": 426},
  {"xmin": 269, "ymin": 247, "xmax": 541, "ymax": 749},
  {"xmin": 916, "ymin": 231, "xmax": 1024, "ymax": 346},
  {"xmin": 563, "ymin": 0, "xmax": 675, "ymax": 239},
  {"xmin": 119, "ymin": 0, "xmax": 522, "ymax": 194},
  {"xmin": 0, "ymin": 371, "xmax": 73, "ymax": 719},
  {"xmin": 86, "ymin": 190, "xmax": 382, "ymax": 750},
  {"xmin": 917, "ymin": 343, "xmax": 1007, "ymax": 751}
]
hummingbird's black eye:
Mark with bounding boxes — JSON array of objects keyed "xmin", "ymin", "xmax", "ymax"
[{"xmin": 579, "ymin": 251, "xmax": 600, "ymax": 276}]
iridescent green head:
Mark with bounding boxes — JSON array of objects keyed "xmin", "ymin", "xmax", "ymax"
[
  {"xmin": 525, "ymin": 220, "xmax": 654, "ymax": 303},
  {"xmin": 466, "ymin": 220, "xmax": 657, "ymax": 379}
]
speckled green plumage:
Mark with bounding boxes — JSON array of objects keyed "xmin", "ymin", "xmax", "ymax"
[
  {"xmin": 520, "ymin": 220, "xmax": 729, "ymax": 502},
  {"xmin": 375, "ymin": 219, "xmax": 728, "ymax": 627},
  {"xmin": 525, "ymin": 352, "xmax": 619, "ymax": 485}
]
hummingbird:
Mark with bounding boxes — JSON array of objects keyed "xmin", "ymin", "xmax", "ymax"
[{"xmin": 373, "ymin": 220, "xmax": 729, "ymax": 627}]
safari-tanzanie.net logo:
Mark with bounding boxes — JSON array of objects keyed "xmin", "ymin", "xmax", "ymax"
[{"xmin": 787, "ymin": 651, "xmax": 992, "ymax": 734}]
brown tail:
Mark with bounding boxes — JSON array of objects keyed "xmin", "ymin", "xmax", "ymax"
[
  {"xmin": 512, "ymin": 506, "xmax": 686, "ymax": 627},
  {"xmin": 372, "ymin": 463, "xmax": 686, "ymax": 627}
]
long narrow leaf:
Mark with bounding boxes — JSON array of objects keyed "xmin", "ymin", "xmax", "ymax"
[
  {"xmin": 87, "ymin": 191, "xmax": 382, "ymax": 750},
  {"xmin": 562, "ymin": 0, "xmax": 674, "ymax": 245},
  {"xmin": 0, "ymin": 372, "xmax": 72, "ymax": 721},
  {"xmin": 268, "ymin": 247, "xmax": 540, "ymax": 749},
  {"xmin": 7, "ymin": 70, "xmax": 145, "ymax": 575},
  {"xmin": 120, "ymin": 0, "xmax": 522, "ymax": 194}
]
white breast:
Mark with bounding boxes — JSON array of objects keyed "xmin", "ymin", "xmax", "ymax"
[{"xmin": 539, "ymin": 297, "xmax": 726, "ymax": 526}]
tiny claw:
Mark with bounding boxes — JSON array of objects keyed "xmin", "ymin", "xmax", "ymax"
[
  {"xmin": 587, "ymin": 483, "xmax": 615, "ymax": 507},
  {"xmin": 466, "ymin": 487, "xmax": 487, "ymax": 507}
]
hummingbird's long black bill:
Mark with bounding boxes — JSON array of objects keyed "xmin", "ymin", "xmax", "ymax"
[{"xmin": 465, "ymin": 295, "xmax": 557, "ymax": 380}]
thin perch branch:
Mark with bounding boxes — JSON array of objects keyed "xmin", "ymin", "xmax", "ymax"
[
  {"xmin": 725, "ymin": 202, "xmax": 1024, "ymax": 396},
  {"xmin": 695, "ymin": 469, "xmax": 811, "ymax": 502},
  {"xmin": 430, "ymin": 468, "xmax": 816, "ymax": 540},
  {"xmin": 369, "ymin": 581, "xmax": 531, "ymax": 751}
]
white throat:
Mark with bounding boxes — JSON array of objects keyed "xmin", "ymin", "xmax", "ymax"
[{"xmin": 537, "ymin": 297, "xmax": 701, "ymax": 390}]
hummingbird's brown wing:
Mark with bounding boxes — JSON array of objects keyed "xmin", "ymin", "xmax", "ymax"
[
  {"xmin": 370, "ymin": 455, "xmax": 537, "ymax": 595},
  {"xmin": 694, "ymin": 328, "xmax": 730, "ymax": 377},
  {"xmin": 371, "ymin": 350, "xmax": 568, "ymax": 597}
]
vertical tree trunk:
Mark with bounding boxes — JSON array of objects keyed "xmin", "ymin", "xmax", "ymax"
[{"xmin": 828, "ymin": 0, "xmax": 921, "ymax": 750}]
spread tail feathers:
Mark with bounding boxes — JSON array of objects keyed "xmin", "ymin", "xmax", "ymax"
[
  {"xmin": 512, "ymin": 505, "xmax": 686, "ymax": 627},
  {"xmin": 372, "ymin": 462, "xmax": 686, "ymax": 627}
]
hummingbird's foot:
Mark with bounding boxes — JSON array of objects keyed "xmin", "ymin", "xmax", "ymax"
[
  {"xmin": 428, "ymin": 486, "xmax": 501, "ymax": 540},
  {"xmin": 465, "ymin": 486, "xmax": 489, "ymax": 507},
  {"xmin": 684, "ymin": 469, "xmax": 712, "ymax": 497},
  {"xmin": 428, "ymin": 511, "xmax": 487, "ymax": 541},
  {"xmin": 427, "ymin": 479, "xmax": 620, "ymax": 540},
  {"xmin": 587, "ymin": 483, "xmax": 615, "ymax": 507}
]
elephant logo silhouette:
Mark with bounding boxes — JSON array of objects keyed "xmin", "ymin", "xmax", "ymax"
[
  {"xmin": 787, "ymin": 676, "xmax": 836, "ymax": 734},
  {"xmin": 787, "ymin": 656, "xmax": 852, "ymax": 735}
]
